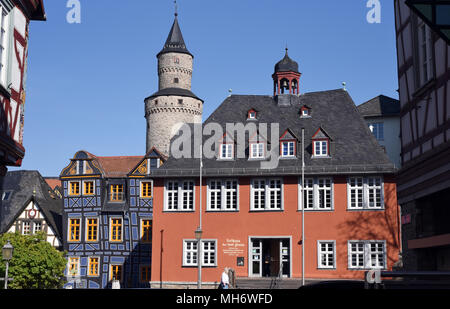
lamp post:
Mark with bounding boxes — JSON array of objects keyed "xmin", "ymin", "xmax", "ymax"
[
  {"xmin": 195, "ymin": 227, "xmax": 203, "ymax": 289},
  {"xmin": 2, "ymin": 240, "xmax": 14, "ymax": 289},
  {"xmin": 195, "ymin": 144, "xmax": 204, "ymax": 289},
  {"xmin": 301, "ymin": 128, "xmax": 305, "ymax": 287}
]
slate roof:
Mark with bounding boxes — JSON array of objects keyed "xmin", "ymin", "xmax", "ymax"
[
  {"xmin": 0, "ymin": 171, "xmax": 63, "ymax": 240},
  {"xmin": 151, "ymin": 89, "xmax": 396, "ymax": 178},
  {"xmin": 145, "ymin": 87, "xmax": 203, "ymax": 103},
  {"xmin": 357, "ymin": 95, "xmax": 400, "ymax": 118},
  {"xmin": 157, "ymin": 14, "xmax": 193, "ymax": 58}
]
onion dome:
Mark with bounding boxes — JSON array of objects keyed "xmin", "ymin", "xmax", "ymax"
[{"xmin": 274, "ymin": 48, "xmax": 299, "ymax": 73}]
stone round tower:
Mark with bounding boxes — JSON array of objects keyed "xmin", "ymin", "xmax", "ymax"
[{"xmin": 145, "ymin": 13, "xmax": 203, "ymax": 156}]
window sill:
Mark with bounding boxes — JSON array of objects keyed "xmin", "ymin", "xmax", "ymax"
[
  {"xmin": 280, "ymin": 156, "xmax": 297, "ymax": 160},
  {"xmin": 297, "ymin": 209, "xmax": 334, "ymax": 212},
  {"xmin": 249, "ymin": 209, "xmax": 283, "ymax": 212},
  {"xmin": 182, "ymin": 265, "xmax": 217, "ymax": 268},
  {"xmin": 346, "ymin": 208, "xmax": 385, "ymax": 212},
  {"xmin": 163, "ymin": 210, "xmax": 195, "ymax": 213},
  {"xmin": 206, "ymin": 209, "xmax": 239, "ymax": 213}
]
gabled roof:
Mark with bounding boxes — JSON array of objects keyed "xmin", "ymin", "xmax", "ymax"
[
  {"xmin": 128, "ymin": 147, "xmax": 167, "ymax": 177},
  {"xmin": 157, "ymin": 14, "xmax": 193, "ymax": 58},
  {"xmin": 151, "ymin": 89, "xmax": 396, "ymax": 177},
  {"xmin": 95, "ymin": 156, "xmax": 143, "ymax": 178},
  {"xmin": 357, "ymin": 95, "xmax": 400, "ymax": 118},
  {"xmin": 60, "ymin": 151, "xmax": 144, "ymax": 178},
  {"xmin": 0, "ymin": 171, "xmax": 62, "ymax": 239}
]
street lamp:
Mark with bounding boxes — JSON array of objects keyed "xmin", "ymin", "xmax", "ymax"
[
  {"xmin": 2, "ymin": 240, "xmax": 14, "ymax": 289},
  {"xmin": 195, "ymin": 227, "xmax": 203, "ymax": 289}
]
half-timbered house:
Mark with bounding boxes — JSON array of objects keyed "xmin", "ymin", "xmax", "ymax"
[
  {"xmin": 0, "ymin": 0, "xmax": 45, "ymax": 176},
  {"xmin": 60, "ymin": 149, "xmax": 165, "ymax": 289},
  {"xmin": 0, "ymin": 170, "xmax": 62, "ymax": 249},
  {"xmin": 394, "ymin": 0, "xmax": 450, "ymax": 271}
]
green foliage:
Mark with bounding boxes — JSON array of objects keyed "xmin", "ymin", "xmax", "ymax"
[{"xmin": 0, "ymin": 232, "xmax": 67, "ymax": 289}]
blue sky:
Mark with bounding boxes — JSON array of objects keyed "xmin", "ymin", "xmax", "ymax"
[{"xmin": 11, "ymin": 0, "xmax": 399, "ymax": 177}]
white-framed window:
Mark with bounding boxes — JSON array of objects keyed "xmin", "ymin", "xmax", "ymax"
[
  {"xmin": 299, "ymin": 177, "xmax": 333, "ymax": 210},
  {"xmin": 247, "ymin": 110, "xmax": 257, "ymax": 120},
  {"xmin": 347, "ymin": 176, "xmax": 384, "ymax": 210},
  {"xmin": 166, "ymin": 180, "xmax": 179, "ymax": 210},
  {"xmin": 207, "ymin": 179, "xmax": 238, "ymax": 211},
  {"xmin": 348, "ymin": 240, "xmax": 386, "ymax": 270},
  {"xmin": 369, "ymin": 123, "xmax": 384, "ymax": 141},
  {"xmin": 183, "ymin": 240, "xmax": 217, "ymax": 267},
  {"xmin": 22, "ymin": 221, "xmax": 31, "ymax": 235},
  {"xmin": 416, "ymin": 18, "xmax": 434, "ymax": 88},
  {"xmin": 318, "ymin": 241, "xmax": 336, "ymax": 269},
  {"xmin": 164, "ymin": 180, "xmax": 194, "ymax": 211},
  {"xmin": 313, "ymin": 140, "xmax": 329, "ymax": 157},
  {"xmin": 250, "ymin": 178, "xmax": 283, "ymax": 211},
  {"xmin": 281, "ymin": 141, "xmax": 295, "ymax": 157},
  {"xmin": 33, "ymin": 221, "xmax": 42, "ymax": 234},
  {"xmin": 202, "ymin": 240, "xmax": 217, "ymax": 266},
  {"xmin": 348, "ymin": 177, "xmax": 364, "ymax": 209},
  {"xmin": 301, "ymin": 108, "xmax": 310, "ymax": 117},
  {"xmin": 219, "ymin": 143, "xmax": 234, "ymax": 160},
  {"xmin": 250, "ymin": 143, "xmax": 265, "ymax": 159},
  {"xmin": 0, "ymin": 5, "xmax": 10, "ymax": 87}
]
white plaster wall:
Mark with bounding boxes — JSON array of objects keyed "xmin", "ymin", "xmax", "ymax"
[{"xmin": 367, "ymin": 117, "xmax": 401, "ymax": 168}]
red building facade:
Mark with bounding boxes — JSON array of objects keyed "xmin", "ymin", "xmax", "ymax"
[{"xmin": 148, "ymin": 52, "xmax": 401, "ymax": 287}]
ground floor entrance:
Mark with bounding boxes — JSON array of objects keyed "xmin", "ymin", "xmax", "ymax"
[{"xmin": 249, "ymin": 237, "xmax": 291, "ymax": 278}]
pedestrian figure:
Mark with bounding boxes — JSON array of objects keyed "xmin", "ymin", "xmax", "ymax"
[{"xmin": 219, "ymin": 267, "xmax": 230, "ymax": 289}]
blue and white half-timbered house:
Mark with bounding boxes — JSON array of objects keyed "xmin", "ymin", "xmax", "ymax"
[{"xmin": 60, "ymin": 149, "xmax": 165, "ymax": 289}]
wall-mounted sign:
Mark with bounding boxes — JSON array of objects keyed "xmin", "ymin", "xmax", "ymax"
[{"xmin": 222, "ymin": 239, "xmax": 245, "ymax": 257}]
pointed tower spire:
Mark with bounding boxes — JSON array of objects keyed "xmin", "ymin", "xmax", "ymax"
[{"xmin": 157, "ymin": 3, "xmax": 193, "ymax": 58}]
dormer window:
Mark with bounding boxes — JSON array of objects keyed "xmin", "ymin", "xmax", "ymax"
[
  {"xmin": 312, "ymin": 127, "xmax": 332, "ymax": 158},
  {"xmin": 300, "ymin": 106, "xmax": 311, "ymax": 118},
  {"xmin": 220, "ymin": 143, "xmax": 234, "ymax": 160},
  {"xmin": 279, "ymin": 129, "xmax": 298, "ymax": 158},
  {"xmin": 313, "ymin": 140, "xmax": 329, "ymax": 157},
  {"xmin": 250, "ymin": 143, "xmax": 265, "ymax": 159},
  {"xmin": 218, "ymin": 132, "xmax": 235, "ymax": 160},
  {"xmin": 281, "ymin": 141, "xmax": 295, "ymax": 157},
  {"xmin": 247, "ymin": 109, "xmax": 257, "ymax": 120}
]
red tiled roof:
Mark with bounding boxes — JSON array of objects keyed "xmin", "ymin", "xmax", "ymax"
[
  {"xmin": 45, "ymin": 178, "xmax": 61, "ymax": 190},
  {"xmin": 95, "ymin": 156, "xmax": 143, "ymax": 178}
]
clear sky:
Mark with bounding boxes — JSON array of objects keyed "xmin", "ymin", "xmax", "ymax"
[{"xmin": 10, "ymin": 0, "xmax": 399, "ymax": 177}]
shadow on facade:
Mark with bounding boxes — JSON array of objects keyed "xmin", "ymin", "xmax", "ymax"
[{"xmin": 335, "ymin": 183, "xmax": 401, "ymax": 277}]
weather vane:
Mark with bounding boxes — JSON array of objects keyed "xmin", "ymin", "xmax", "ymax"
[{"xmin": 174, "ymin": 0, "xmax": 178, "ymax": 17}]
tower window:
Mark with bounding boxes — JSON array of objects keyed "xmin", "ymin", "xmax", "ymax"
[
  {"xmin": 178, "ymin": 99, "xmax": 183, "ymax": 104},
  {"xmin": 174, "ymin": 78, "xmax": 179, "ymax": 84}
]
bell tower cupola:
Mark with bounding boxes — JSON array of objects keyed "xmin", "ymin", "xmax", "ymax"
[{"xmin": 272, "ymin": 48, "xmax": 302, "ymax": 96}]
